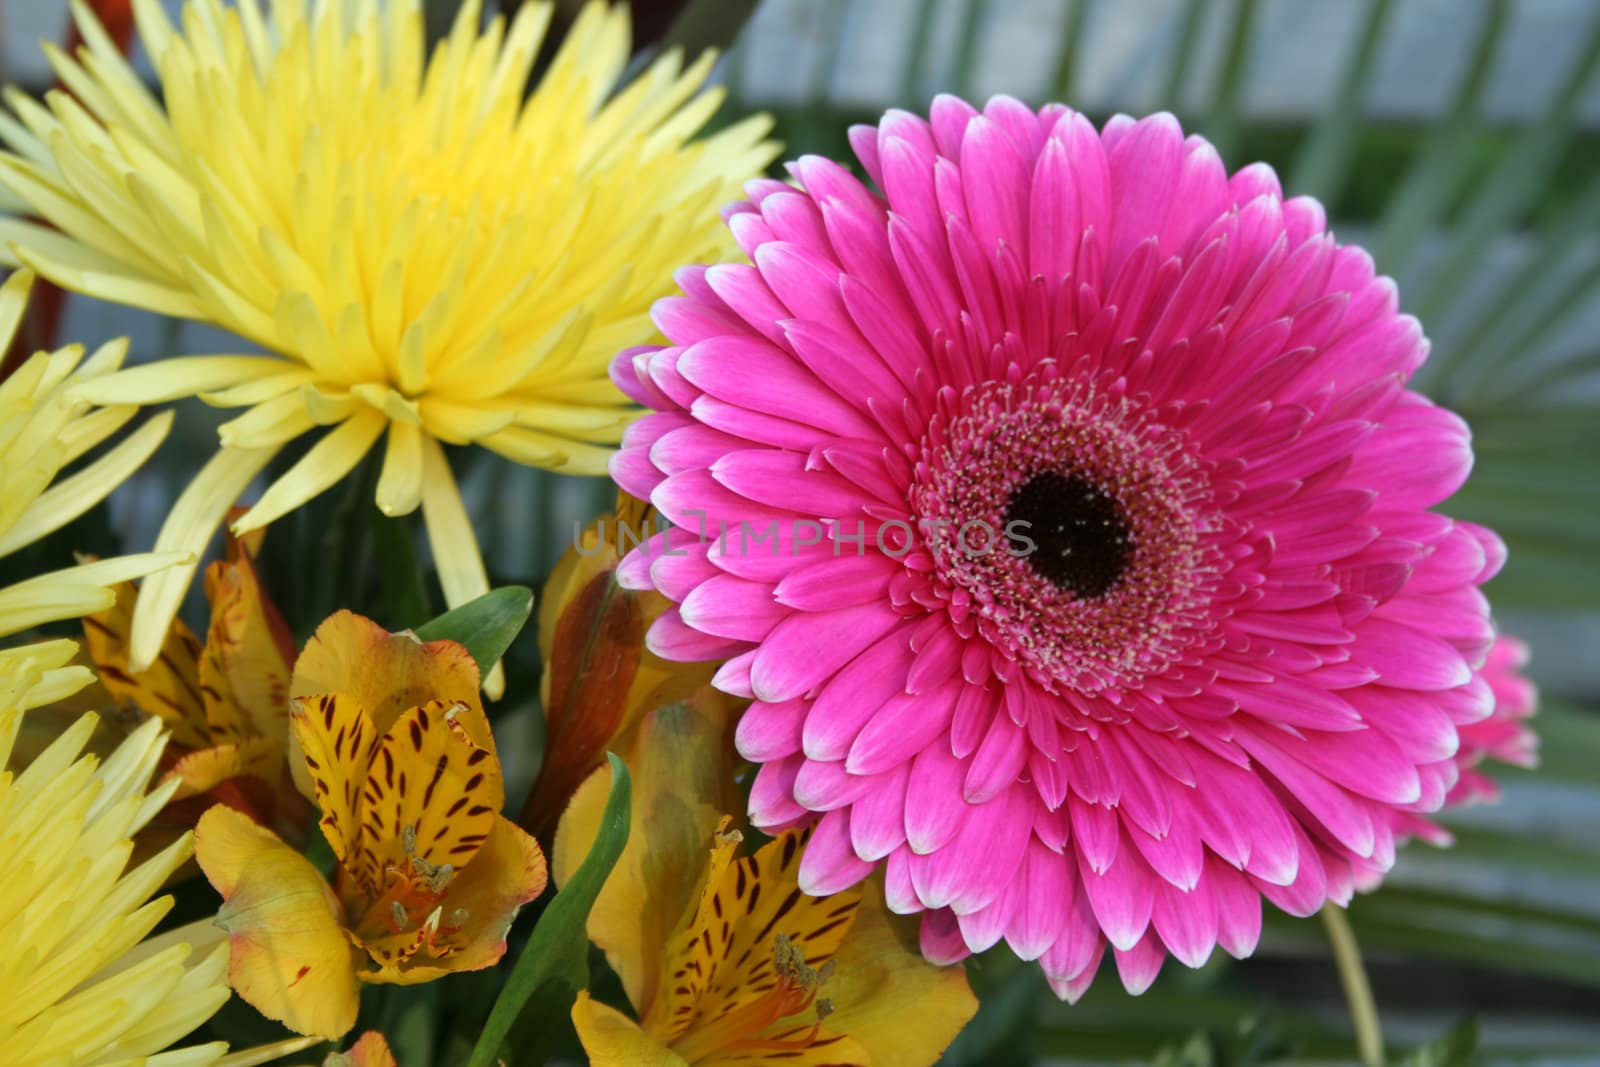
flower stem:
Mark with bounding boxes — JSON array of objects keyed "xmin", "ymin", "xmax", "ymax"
[{"xmin": 1322, "ymin": 905, "xmax": 1384, "ymax": 1067}]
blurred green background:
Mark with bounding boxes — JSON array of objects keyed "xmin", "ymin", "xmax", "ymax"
[{"xmin": 2, "ymin": 0, "xmax": 1598, "ymax": 1063}]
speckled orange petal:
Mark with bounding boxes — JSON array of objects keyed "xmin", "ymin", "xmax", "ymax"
[
  {"xmin": 165, "ymin": 735, "xmax": 282, "ymax": 799},
  {"xmin": 697, "ymin": 1030, "xmax": 871, "ymax": 1067},
  {"xmin": 358, "ymin": 816, "xmax": 546, "ymax": 985},
  {"xmin": 431, "ymin": 814, "xmax": 547, "ymax": 971},
  {"xmin": 82, "ymin": 581, "xmax": 209, "ymax": 750},
  {"xmin": 650, "ymin": 829, "xmax": 862, "ymax": 1050},
  {"xmin": 195, "ymin": 804, "xmax": 361, "ymax": 1040},
  {"xmin": 291, "ymin": 611, "xmax": 488, "ymax": 743},
  {"xmin": 359, "ymin": 700, "xmax": 503, "ymax": 884},
  {"xmin": 360, "ymin": 924, "xmax": 433, "ymax": 982},
  {"xmin": 289, "ymin": 612, "xmax": 491, "ymax": 802},
  {"xmin": 201, "ymin": 539, "xmax": 293, "ymax": 743},
  {"xmin": 325, "ymin": 1031, "xmax": 398, "ymax": 1067},
  {"xmin": 291, "ymin": 693, "xmax": 381, "ymax": 874}
]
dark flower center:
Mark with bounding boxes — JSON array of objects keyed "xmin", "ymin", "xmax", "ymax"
[
  {"xmin": 1005, "ymin": 472, "xmax": 1132, "ymax": 599},
  {"xmin": 907, "ymin": 369, "xmax": 1232, "ymax": 693}
]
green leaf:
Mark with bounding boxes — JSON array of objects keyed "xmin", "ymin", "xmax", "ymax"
[
  {"xmin": 951, "ymin": 0, "xmax": 987, "ymax": 101},
  {"xmin": 1047, "ymin": 0, "xmax": 1093, "ymax": 103},
  {"xmin": 937, "ymin": 952, "xmax": 1040, "ymax": 1066},
  {"xmin": 1395, "ymin": 1017, "xmax": 1480, "ymax": 1067},
  {"xmin": 412, "ymin": 586, "xmax": 534, "ymax": 676},
  {"xmin": 898, "ymin": 0, "xmax": 940, "ymax": 108},
  {"xmin": 302, "ymin": 826, "xmax": 338, "ymax": 880},
  {"xmin": 1371, "ymin": 0, "xmax": 1508, "ymax": 273},
  {"xmin": 1288, "ymin": 0, "xmax": 1395, "ymax": 205},
  {"xmin": 371, "ymin": 507, "xmax": 433, "ymax": 628},
  {"xmin": 465, "ymin": 753, "xmax": 632, "ymax": 1067},
  {"xmin": 1201, "ymin": 0, "xmax": 1260, "ymax": 160},
  {"xmin": 1445, "ymin": 182, "xmax": 1600, "ymax": 400},
  {"xmin": 1159, "ymin": 0, "xmax": 1207, "ymax": 109},
  {"xmin": 1152, "ymin": 1032, "xmax": 1217, "ymax": 1067},
  {"xmin": 1411, "ymin": 11, "xmax": 1600, "ymax": 330}
]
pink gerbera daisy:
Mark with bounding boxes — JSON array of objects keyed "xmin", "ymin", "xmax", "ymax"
[
  {"xmin": 1392, "ymin": 635, "xmax": 1538, "ymax": 848},
  {"xmin": 609, "ymin": 95, "xmax": 1508, "ymax": 998},
  {"xmin": 1454, "ymin": 636, "xmax": 1539, "ymax": 801}
]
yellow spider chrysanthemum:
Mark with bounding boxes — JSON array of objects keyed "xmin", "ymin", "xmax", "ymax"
[
  {"xmin": 0, "ymin": 0, "xmax": 777, "ymax": 691},
  {"xmin": 0, "ymin": 687, "xmax": 229, "ymax": 1066},
  {"xmin": 0, "ymin": 268, "xmax": 184, "ymax": 713}
]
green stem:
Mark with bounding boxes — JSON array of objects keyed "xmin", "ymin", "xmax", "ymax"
[{"xmin": 1322, "ymin": 905, "xmax": 1384, "ymax": 1067}]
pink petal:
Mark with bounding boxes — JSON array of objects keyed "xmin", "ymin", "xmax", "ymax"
[
  {"xmin": 905, "ymin": 743, "xmax": 970, "ymax": 855},
  {"xmin": 1150, "ymin": 880, "xmax": 1218, "ymax": 969},
  {"xmin": 1351, "ymin": 616, "xmax": 1472, "ymax": 690},
  {"xmin": 1078, "ymin": 831, "xmax": 1155, "ymax": 951},
  {"xmin": 919, "ymin": 907, "xmax": 973, "ymax": 965},
  {"xmin": 1112, "ymin": 930, "xmax": 1167, "ymax": 995},
  {"xmin": 846, "ymin": 677, "xmax": 962, "ymax": 775},
  {"xmin": 735, "ymin": 699, "xmax": 806, "ymax": 762},
  {"xmin": 798, "ymin": 809, "xmax": 875, "ymax": 894},
  {"xmin": 749, "ymin": 604, "xmax": 905, "ymax": 703},
  {"xmin": 645, "ymin": 608, "xmax": 747, "ymax": 662},
  {"xmin": 1004, "ymin": 838, "xmax": 1074, "ymax": 960},
  {"xmin": 678, "ymin": 574, "xmax": 785, "ymax": 642},
  {"xmin": 748, "ymin": 755, "xmax": 809, "ymax": 829},
  {"xmin": 849, "ymin": 764, "xmax": 909, "ymax": 861},
  {"xmin": 793, "ymin": 758, "xmax": 877, "ymax": 811}
]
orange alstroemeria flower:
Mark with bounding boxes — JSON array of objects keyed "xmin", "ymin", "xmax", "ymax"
[
  {"xmin": 555, "ymin": 697, "xmax": 977, "ymax": 1066},
  {"xmin": 194, "ymin": 612, "xmax": 547, "ymax": 1039},
  {"xmin": 83, "ymin": 522, "xmax": 309, "ymax": 837},
  {"xmin": 521, "ymin": 494, "xmax": 724, "ymax": 839}
]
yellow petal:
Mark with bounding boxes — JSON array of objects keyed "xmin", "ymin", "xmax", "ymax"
[
  {"xmin": 200, "ymin": 367, "xmax": 318, "ymax": 408},
  {"xmin": 0, "ymin": 581, "xmax": 113, "ymax": 640},
  {"xmin": 6, "ymin": 230, "xmax": 201, "ymax": 319},
  {"xmin": 416, "ymin": 397, "xmax": 516, "ymax": 444},
  {"xmin": 129, "ymin": 444, "xmax": 280, "ymax": 672},
  {"xmin": 0, "ymin": 409, "xmax": 172, "ymax": 558},
  {"xmin": 0, "ymin": 264, "xmax": 34, "ymax": 339},
  {"xmin": 193, "ymin": 804, "xmax": 360, "ymax": 1040},
  {"xmin": 232, "ymin": 409, "xmax": 385, "ymax": 534},
  {"xmin": 0, "ymin": 550, "xmax": 189, "ymax": 639},
  {"xmin": 214, "ymin": 1035, "xmax": 322, "ymax": 1067},
  {"xmin": 417, "ymin": 436, "xmax": 501, "ymax": 697},
  {"xmin": 68, "ymin": 355, "xmax": 289, "ymax": 405},
  {"xmin": 28, "ymin": 549, "xmax": 192, "ymax": 589},
  {"xmin": 57, "ymin": 402, "xmax": 138, "ymax": 466},
  {"xmin": 650, "ymin": 829, "xmax": 862, "ymax": 1051},
  {"xmin": 215, "ymin": 392, "xmax": 317, "ymax": 450},
  {"xmin": 19, "ymin": 663, "xmax": 96, "ymax": 710},
  {"xmin": 573, "ymin": 992, "xmax": 686, "ymax": 1067},
  {"xmin": 814, "ymin": 887, "xmax": 978, "ymax": 1067},
  {"xmin": 375, "ymin": 419, "xmax": 424, "ymax": 517}
]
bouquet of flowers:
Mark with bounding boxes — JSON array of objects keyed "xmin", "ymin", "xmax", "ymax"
[{"xmin": 0, "ymin": 2, "xmax": 1566, "ymax": 1065}]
